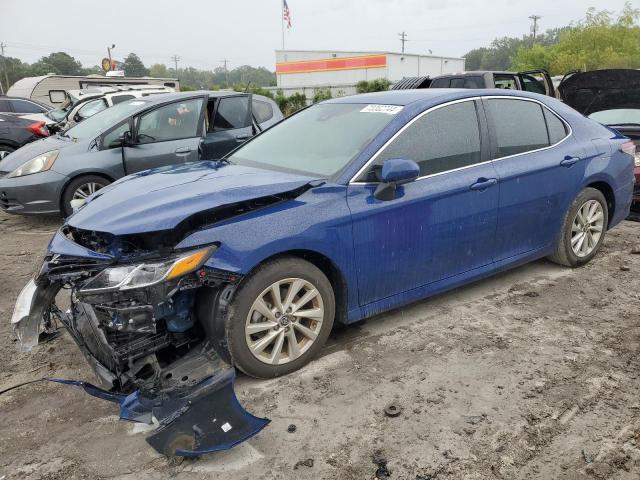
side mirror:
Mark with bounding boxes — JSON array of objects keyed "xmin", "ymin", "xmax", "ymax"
[
  {"xmin": 374, "ymin": 158, "xmax": 420, "ymax": 201},
  {"xmin": 108, "ymin": 130, "xmax": 132, "ymax": 149}
]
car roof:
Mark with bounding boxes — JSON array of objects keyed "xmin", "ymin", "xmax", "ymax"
[
  {"xmin": 127, "ymin": 90, "xmax": 251, "ymax": 106},
  {"xmin": 0, "ymin": 95, "xmax": 50, "ymax": 107},
  {"xmin": 325, "ymin": 88, "xmax": 553, "ymax": 107}
]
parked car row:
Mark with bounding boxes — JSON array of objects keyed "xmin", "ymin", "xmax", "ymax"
[
  {"xmin": 5, "ymin": 70, "xmax": 639, "ymax": 456},
  {"xmin": 0, "ymin": 113, "xmax": 50, "ymax": 160},
  {"xmin": 0, "ymin": 91, "xmax": 283, "ymax": 215}
]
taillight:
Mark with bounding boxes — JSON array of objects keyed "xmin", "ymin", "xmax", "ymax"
[
  {"xmin": 620, "ymin": 140, "xmax": 639, "ymax": 167},
  {"xmin": 26, "ymin": 121, "xmax": 49, "ymax": 138}
]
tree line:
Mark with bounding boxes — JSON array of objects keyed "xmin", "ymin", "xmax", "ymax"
[
  {"xmin": 0, "ymin": 51, "xmax": 276, "ymax": 93},
  {"xmin": 465, "ymin": 3, "xmax": 639, "ymax": 74},
  {"xmin": 1, "ymin": 3, "xmax": 638, "ymax": 94}
]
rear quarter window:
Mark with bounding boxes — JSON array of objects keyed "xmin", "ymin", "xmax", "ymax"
[
  {"xmin": 544, "ymin": 108, "xmax": 568, "ymax": 144},
  {"xmin": 252, "ymin": 99, "xmax": 274, "ymax": 124}
]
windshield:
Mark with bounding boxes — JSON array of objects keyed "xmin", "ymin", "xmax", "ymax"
[
  {"xmin": 589, "ymin": 108, "xmax": 640, "ymax": 126},
  {"xmin": 46, "ymin": 95, "xmax": 76, "ymax": 122},
  {"xmin": 228, "ymin": 103, "xmax": 399, "ymax": 178},
  {"xmin": 64, "ymin": 100, "xmax": 148, "ymax": 140}
]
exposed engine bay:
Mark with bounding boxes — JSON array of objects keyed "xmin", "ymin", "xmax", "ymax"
[{"xmin": 12, "ymin": 233, "xmax": 268, "ymax": 456}]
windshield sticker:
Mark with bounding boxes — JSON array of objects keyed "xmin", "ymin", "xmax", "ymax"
[
  {"xmin": 360, "ymin": 104, "xmax": 403, "ymax": 115},
  {"xmin": 128, "ymin": 101, "xmax": 145, "ymax": 106}
]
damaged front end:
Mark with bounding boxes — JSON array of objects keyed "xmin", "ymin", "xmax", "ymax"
[{"xmin": 11, "ymin": 228, "xmax": 269, "ymax": 457}]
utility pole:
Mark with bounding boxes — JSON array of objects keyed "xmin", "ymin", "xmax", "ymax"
[
  {"xmin": 0, "ymin": 43, "xmax": 9, "ymax": 95},
  {"xmin": 398, "ymin": 32, "xmax": 408, "ymax": 55},
  {"xmin": 529, "ymin": 15, "xmax": 541, "ymax": 41},
  {"xmin": 220, "ymin": 59, "xmax": 230, "ymax": 88},
  {"xmin": 171, "ymin": 55, "xmax": 180, "ymax": 76}
]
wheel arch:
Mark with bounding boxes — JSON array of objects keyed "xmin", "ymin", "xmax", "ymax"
[
  {"xmin": 585, "ymin": 180, "xmax": 615, "ymax": 228},
  {"xmin": 59, "ymin": 171, "xmax": 116, "ymax": 212},
  {"xmin": 244, "ymin": 249, "xmax": 349, "ymax": 325}
]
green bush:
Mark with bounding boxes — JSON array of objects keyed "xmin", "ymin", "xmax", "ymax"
[
  {"xmin": 312, "ymin": 88, "xmax": 332, "ymax": 103},
  {"xmin": 356, "ymin": 79, "xmax": 391, "ymax": 93}
]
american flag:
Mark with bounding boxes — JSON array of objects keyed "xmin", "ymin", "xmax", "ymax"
[{"xmin": 283, "ymin": 0, "xmax": 292, "ymax": 29}]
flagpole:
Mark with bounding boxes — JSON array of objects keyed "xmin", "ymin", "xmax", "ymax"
[{"xmin": 281, "ymin": 0, "xmax": 285, "ymax": 49}]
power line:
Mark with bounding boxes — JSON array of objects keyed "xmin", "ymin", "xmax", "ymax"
[
  {"xmin": 398, "ymin": 31, "xmax": 408, "ymax": 54},
  {"xmin": 529, "ymin": 15, "xmax": 542, "ymax": 41}
]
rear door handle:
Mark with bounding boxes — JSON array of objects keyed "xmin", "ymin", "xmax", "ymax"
[
  {"xmin": 175, "ymin": 147, "xmax": 192, "ymax": 155},
  {"xmin": 470, "ymin": 177, "xmax": 498, "ymax": 191},
  {"xmin": 560, "ymin": 155, "xmax": 580, "ymax": 167},
  {"xmin": 235, "ymin": 134, "xmax": 250, "ymax": 141}
]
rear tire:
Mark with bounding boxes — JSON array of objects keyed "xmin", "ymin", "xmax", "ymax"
[
  {"xmin": 61, "ymin": 175, "xmax": 110, "ymax": 217},
  {"xmin": 548, "ymin": 187, "xmax": 608, "ymax": 267},
  {"xmin": 226, "ymin": 257, "xmax": 335, "ymax": 378}
]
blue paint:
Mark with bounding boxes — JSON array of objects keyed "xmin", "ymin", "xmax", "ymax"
[{"xmin": 53, "ymin": 89, "xmax": 634, "ymax": 327}]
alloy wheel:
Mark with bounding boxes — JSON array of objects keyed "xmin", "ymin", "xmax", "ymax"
[
  {"xmin": 245, "ymin": 278, "xmax": 324, "ymax": 365},
  {"xmin": 571, "ymin": 199, "xmax": 604, "ymax": 257},
  {"xmin": 72, "ymin": 182, "xmax": 106, "ymax": 200}
]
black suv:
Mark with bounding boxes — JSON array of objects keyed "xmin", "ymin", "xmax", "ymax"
[{"xmin": 393, "ymin": 70, "xmax": 556, "ymax": 98}]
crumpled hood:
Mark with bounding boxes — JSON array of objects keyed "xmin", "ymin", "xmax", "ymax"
[
  {"xmin": 66, "ymin": 161, "xmax": 320, "ymax": 235},
  {"xmin": 559, "ymin": 69, "xmax": 640, "ymax": 115},
  {"xmin": 0, "ymin": 134, "xmax": 76, "ymax": 171}
]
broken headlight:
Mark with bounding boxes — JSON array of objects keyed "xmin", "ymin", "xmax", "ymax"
[{"xmin": 80, "ymin": 246, "xmax": 215, "ymax": 293}]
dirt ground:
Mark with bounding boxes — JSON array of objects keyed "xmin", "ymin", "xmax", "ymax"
[{"xmin": 0, "ymin": 212, "xmax": 639, "ymax": 480}]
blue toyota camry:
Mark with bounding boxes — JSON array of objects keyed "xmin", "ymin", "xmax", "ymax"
[{"xmin": 11, "ymin": 89, "xmax": 636, "ymax": 455}]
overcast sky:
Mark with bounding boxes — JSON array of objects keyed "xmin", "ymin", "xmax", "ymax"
[{"xmin": 0, "ymin": 0, "xmax": 629, "ymax": 71}]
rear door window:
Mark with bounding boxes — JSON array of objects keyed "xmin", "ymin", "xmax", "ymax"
[
  {"xmin": 10, "ymin": 99, "xmax": 46, "ymax": 113},
  {"xmin": 463, "ymin": 76, "xmax": 484, "ymax": 89},
  {"xmin": 520, "ymin": 74, "xmax": 546, "ymax": 94},
  {"xmin": 493, "ymin": 74, "xmax": 518, "ymax": 90},
  {"xmin": 361, "ymin": 100, "xmax": 482, "ymax": 181},
  {"xmin": 213, "ymin": 96, "xmax": 251, "ymax": 130},
  {"xmin": 0, "ymin": 99, "xmax": 11, "ymax": 112},
  {"xmin": 450, "ymin": 78, "xmax": 465, "ymax": 88},
  {"xmin": 487, "ymin": 98, "xmax": 550, "ymax": 157},
  {"xmin": 429, "ymin": 78, "xmax": 450, "ymax": 88}
]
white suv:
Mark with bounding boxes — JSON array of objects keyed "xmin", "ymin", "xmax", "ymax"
[{"xmin": 21, "ymin": 85, "xmax": 175, "ymax": 131}]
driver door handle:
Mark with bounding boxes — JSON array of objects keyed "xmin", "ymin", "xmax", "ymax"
[
  {"xmin": 560, "ymin": 155, "xmax": 580, "ymax": 167},
  {"xmin": 470, "ymin": 177, "xmax": 498, "ymax": 191},
  {"xmin": 235, "ymin": 134, "xmax": 250, "ymax": 141},
  {"xmin": 175, "ymin": 147, "xmax": 192, "ymax": 155}
]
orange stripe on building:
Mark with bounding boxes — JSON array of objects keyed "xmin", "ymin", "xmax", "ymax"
[{"xmin": 276, "ymin": 54, "xmax": 387, "ymax": 74}]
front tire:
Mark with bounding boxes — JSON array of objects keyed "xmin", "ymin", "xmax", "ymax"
[
  {"xmin": 548, "ymin": 187, "xmax": 608, "ymax": 267},
  {"xmin": 61, "ymin": 175, "xmax": 110, "ymax": 217},
  {"xmin": 226, "ymin": 257, "xmax": 335, "ymax": 378}
]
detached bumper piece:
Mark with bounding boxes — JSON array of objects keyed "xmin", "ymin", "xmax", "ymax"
[{"xmin": 47, "ymin": 355, "xmax": 269, "ymax": 457}]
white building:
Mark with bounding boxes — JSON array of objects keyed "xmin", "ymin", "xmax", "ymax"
[{"xmin": 274, "ymin": 50, "xmax": 465, "ymax": 99}]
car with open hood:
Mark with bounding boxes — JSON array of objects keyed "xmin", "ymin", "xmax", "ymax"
[
  {"xmin": 0, "ymin": 90, "xmax": 283, "ymax": 216},
  {"xmin": 559, "ymin": 69, "xmax": 640, "ymax": 220},
  {"xmin": 11, "ymin": 89, "xmax": 635, "ymax": 456}
]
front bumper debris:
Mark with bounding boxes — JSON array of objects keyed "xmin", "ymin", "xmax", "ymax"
[
  {"xmin": 45, "ymin": 354, "xmax": 269, "ymax": 457},
  {"xmin": 11, "ymin": 251, "xmax": 269, "ymax": 456}
]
